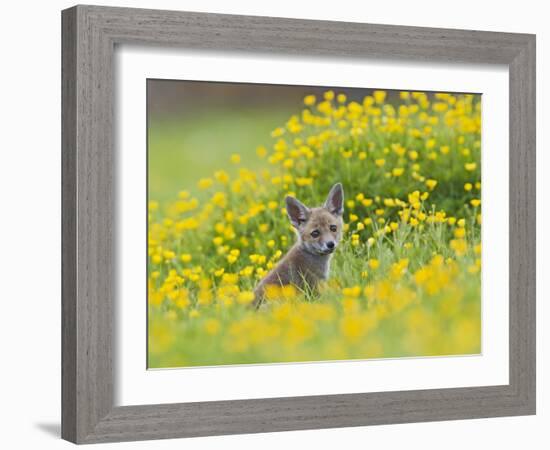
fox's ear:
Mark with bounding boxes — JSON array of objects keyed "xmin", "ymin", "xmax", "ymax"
[
  {"xmin": 286, "ymin": 196, "xmax": 310, "ymax": 228},
  {"xmin": 324, "ymin": 183, "xmax": 344, "ymax": 217}
]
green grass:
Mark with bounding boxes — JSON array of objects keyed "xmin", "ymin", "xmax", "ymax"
[{"xmin": 148, "ymin": 108, "xmax": 293, "ymax": 200}]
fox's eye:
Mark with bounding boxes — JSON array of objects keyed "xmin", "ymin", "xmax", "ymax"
[
  {"xmin": 330, "ymin": 225, "xmax": 337, "ymax": 232},
  {"xmin": 310, "ymin": 230, "xmax": 320, "ymax": 238}
]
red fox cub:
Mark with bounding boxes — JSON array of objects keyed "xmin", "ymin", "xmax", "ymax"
[{"xmin": 254, "ymin": 183, "xmax": 344, "ymax": 307}]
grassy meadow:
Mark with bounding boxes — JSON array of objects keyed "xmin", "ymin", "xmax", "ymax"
[{"xmin": 148, "ymin": 88, "xmax": 482, "ymax": 368}]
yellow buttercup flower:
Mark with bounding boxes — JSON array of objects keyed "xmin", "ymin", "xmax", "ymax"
[
  {"xmin": 368, "ymin": 259, "xmax": 380, "ymax": 270},
  {"xmin": 454, "ymin": 227, "xmax": 466, "ymax": 238},
  {"xmin": 450, "ymin": 239, "xmax": 468, "ymax": 257},
  {"xmin": 425, "ymin": 179, "xmax": 438, "ymax": 190},
  {"xmin": 198, "ymin": 178, "xmax": 213, "ymax": 190},
  {"xmin": 373, "ymin": 90, "xmax": 387, "ymax": 104},
  {"xmin": 296, "ymin": 177, "xmax": 314, "ymax": 186},
  {"xmin": 237, "ymin": 291, "xmax": 255, "ymax": 305},
  {"xmin": 304, "ymin": 94, "xmax": 316, "ymax": 106},
  {"xmin": 271, "ymin": 127, "xmax": 285, "ymax": 138},
  {"xmin": 392, "ymin": 168, "xmax": 405, "ymax": 177},
  {"xmin": 324, "ymin": 90, "xmax": 335, "ymax": 101}
]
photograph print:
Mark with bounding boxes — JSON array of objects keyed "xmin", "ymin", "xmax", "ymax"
[{"xmin": 147, "ymin": 80, "xmax": 482, "ymax": 369}]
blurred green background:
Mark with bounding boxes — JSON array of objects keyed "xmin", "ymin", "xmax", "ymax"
[
  {"xmin": 148, "ymin": 80, "xmax": 385, "ymax": 200},
  {"xmin": 148, "ymin": 108, "xmax": 286, "ymax": 201}
]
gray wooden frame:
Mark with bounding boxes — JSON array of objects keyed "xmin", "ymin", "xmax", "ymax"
[{"xmin": 61, "ymin": 4, "xmax": 536, "ymax": 444}]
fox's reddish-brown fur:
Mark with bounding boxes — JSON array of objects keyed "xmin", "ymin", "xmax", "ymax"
[{"xmin": 254, "ymin": 183, "xmax": 344, "ymax": 307}]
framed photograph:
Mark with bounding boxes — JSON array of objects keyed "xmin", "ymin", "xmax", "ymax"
[{"xmin": 62, "ymin": 5, "xmax": 536, "ymax": 444}]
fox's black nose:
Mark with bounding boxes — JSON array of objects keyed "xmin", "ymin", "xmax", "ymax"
[{"xmin": 326, "ymin": 241, "xmax": 335, "ymax": 249}]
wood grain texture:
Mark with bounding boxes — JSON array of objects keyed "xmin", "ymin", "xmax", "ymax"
[
  {"xmin": 61, "ymin": 4, "xmax": 536, "ymax": 444},
  {"xmin": 61, "ymin": 7, "xmax": 77, "ymax": 443},
  {"xmin": 62, "ymin": 5, "xmax": 114, "ymax": 442},
  {"xmin": 508, "ymin": 36, "xmax": 536, "ymax": 408}
]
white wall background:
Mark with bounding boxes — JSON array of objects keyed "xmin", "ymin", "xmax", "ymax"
[{"xmin": 0, "ymin": 0, "xmax": 546, "ymax": 448}]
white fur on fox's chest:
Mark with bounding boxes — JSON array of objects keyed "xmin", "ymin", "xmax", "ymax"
[
  {"xmin": 301, "ymin": 253, "xmax": 331, "ymax": 281},
  {"xmin": 321, "ymin": 259, "xmax": 331, "ymax": 279}
]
